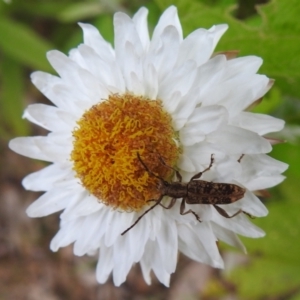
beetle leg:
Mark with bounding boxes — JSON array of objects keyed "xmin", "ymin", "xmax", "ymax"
[
  {"xmin": 237, "ymin": 154, "xmax": 245, "ymax": 163},
  {"xmin": 121, "ymin": 195, "xmax": 164, "ymax": 235},
  {"xmin": 191, "ymin": 154, "xmax": 214, "ymax": 181},
  {"xmin": 213, "ymin": 205, "xmax": 242, "ymax": 218},
  {"xmin": 148, "ymin": 197, "xmax": 176, "ymax": 209},
  {"xmin": 214, "ymin": 205, "xmax": 255, "ymax": 219},
  {"xmin": 180, "ymin": 198, "xmax": 202, "ymax": 222},
  {"xmin": 243, "ymin": 211, "xmax": 255, "ymax": 219},
  {"xmin": 159, "ymin": 197, "xmax": 176, "ymax": 209}
]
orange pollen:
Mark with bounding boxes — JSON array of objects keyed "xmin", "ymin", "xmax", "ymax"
[{"xmin": 71, "ymin": 93, "xmax": 179, "ymax": 211}]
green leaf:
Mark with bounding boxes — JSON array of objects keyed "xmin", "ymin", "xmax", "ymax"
[
  {"xmin": 251, "ymin": 86, "xmax": 282, "ymax": 114},
  {"xmin": 0, "ymin": 16, "xmax": 53, "ymax": 71},
  {"xmin": 271, "ymin": 142, "xmax": 300, "ymax": 179},
  {"xmin": 242, "ymin": 201, "xmax": 300, "ymax": 263},
  {"xmin": 93, "ymin": 14, "xmax": 114, "ymax": 44},
  {"xmin": 0, "ymin": 55, "xmax": 29, "ymax": 138},
  {"xmin": 217, "ymin": 157, "xmax": 297, "ymax": 298},
  {"xmin": 57, "ymin": 2, "xmax": 103, "ymax": 23},
  {"xmin": 6, "ymin": 2, "xmax": 70, "ymax": 18},
  {"xmin": 290, "ymin": 292, "xmax": 300, "ymax": 300},
  {"xmin": 228, "ymin": 198, "xmax": 300, "ymax": 298},
  {"xmin": 229, "ymin": 258, "xmax": 300, "ymax": 299}
]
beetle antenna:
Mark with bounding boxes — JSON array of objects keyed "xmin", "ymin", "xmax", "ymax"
[
  {"xmin": 137, "ymin": 152, "xmax": 165, "ymax": 182},
  {"xmin": 121, "ymin": 196, "xmax": 163, "ymax": 235},
  {"xmin": 156, "ymin": 153, "xmax": 182, "ymax": 182}
]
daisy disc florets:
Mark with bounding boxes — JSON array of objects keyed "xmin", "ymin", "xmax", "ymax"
[{"xmin": 9, "ymin": 6, "xmax": 288, "ymax": 286}]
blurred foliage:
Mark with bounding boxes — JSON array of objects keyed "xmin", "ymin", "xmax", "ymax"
[{"xmin": 1, "ymin": 0, "xmax": 299, "ymax": 299}]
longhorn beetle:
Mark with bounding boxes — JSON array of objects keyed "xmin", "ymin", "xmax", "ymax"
[{"xmin": 121, "ymin": 153, "xmax": 251, "ymax": 235}]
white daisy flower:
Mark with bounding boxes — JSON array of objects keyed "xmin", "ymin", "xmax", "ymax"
[{"xmin": 9, "ymin": 6, "xmax": 287, "ymax": 287}]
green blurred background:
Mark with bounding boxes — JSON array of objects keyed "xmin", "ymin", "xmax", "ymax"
[{"xmin": 0, "ymin": 0, "xmax": 299, "ymax": 299}]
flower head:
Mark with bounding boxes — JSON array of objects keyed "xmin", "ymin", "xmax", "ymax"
[{"xmin": 9, "ymin": 6, "xmax": 288, "ymax": 286}]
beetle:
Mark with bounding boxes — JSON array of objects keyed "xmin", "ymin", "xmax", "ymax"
[{"xmin": 121, "ymin": 152, "xmax": 251, "ymax": 235}]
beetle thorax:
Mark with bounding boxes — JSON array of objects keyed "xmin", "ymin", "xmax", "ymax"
[{"xmin": 159, "ymin": 181, "xmax": 187, "ymax": 198}]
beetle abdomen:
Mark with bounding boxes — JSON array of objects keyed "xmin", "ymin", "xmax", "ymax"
[{"xmin": 187, "ymin": 180, "xmax": 245, "ymax": 204}]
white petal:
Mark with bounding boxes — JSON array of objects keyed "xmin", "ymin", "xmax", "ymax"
[
  {"xmin": 47, "ymin": 50, "xmax": 109, "ymax": 103},
  {"xmin": 196, "ymin": 55, "xmax": 227, "ymax": 105},
  {"xmin": 228, "ymin": 190, "xmax": 268, "ymax": 217},
  {"xmin": 178, "ymin": 28, "xmax": 212, "ymax": 67},
  {"xmin": 30, "ymin": 71, "xmax": 62, "ymax": 106},
  {"xmin": 177, "ymin": 153, "xmax": 196, "ymax": 173},
  {"xmin": 242, "ymin": 154, "xmax": 288, "ymax": 174},
  {"xmin": 184, "ymin": 203, "xmax": 214, "ymax": 223},
  {"xmin": 193, "ymin": 222, "xmax": 224, "ymax": 268},
  {"xmin": 33, "ymin": 135, "xmax": 72, "ymax": 163},
  {"xmin": 226, "ymin": 56, "xmax": 263, "ymax": 78},
  {"xmin": 112, "ymin": 236, "xmax": 134, "ymax": 286},
  {"xmin": 143, "ymin": 63, "xmax": 158, "ymax": 99},
  {"xmin": 156, "ymin": 219, "xmax": 178, "ymax": 273},
  {"xmin": 79, "ymin": 22, "xmax": 115, "ymax": 62},
  {"xmin": 77, "ymin": 44, "xmax": 125, "ymax": 92},
  {"xmin": 104, "ymin": 210, "xmax": 134, "ymax": 247},
  {"xmin": 22, "ymin": 163, "xmax": 71, "ymax": 191},
  {"xmin": 114, "ymin": 12, "xmax": 144, "ymax": 88},
  {"xmin": 145, "ymin": 25, "xmax": 181, "ymax": 87},
  {"xmin": 147, "ymin": 240, "xmax": 171, "ymax": 287},
  {"xmin": 26, "ymin": 188, "xmax": 78, "ymax": 217},
  {"xmin": 177, "ymin": 24, "xmax": 227, "ymax": 67},
  {"xmin": 119, "ymin": 41, "xmax": 143, "ymax": 93},
  {"xmin": 50, "ymin": 219, "xmax": 82, "ymax": 251},
  {"xmin": 31, "ymin": 71, "xmax": 96, "ymax": 115},
  {"xmin": 185, "ymin": 105, "xmax": 229, "ymax": 133},
  {"xmin": 160, "ymin": 59, "xmax": 198, "ymax": 114},
  {"xmin": 212, "ymin": 211, "xmax": 265, "ymax": 238},
  {"xmin": 211, "ymin": 222, "xmax": 246, "ymax": 253},
  {"xmin": 132, "ymin": 7, "xmax": 150, "ymax": 51},
  {"xmin": 60, "ymin": 193, "xmax": 102, "ymax": 221},
  {"xmin": 126, "ymin": 212, "xmax": 152, "ymax": 263},
  {"xmin": 23, "ymin": 104, "xmax": 70, "ymax": 132},
  {"xmin": 245, "ymin": 174, "xmax": 286, "ymax": 190},
  {"xmin": 152, "ymin": 6, "xmax": 182, "ymax": 45},
  {"xmin": 178, "ymin": 223, "xmax": 223, "ymax": 268},
  {"xmin": 140, "ymin": 257, "xmax": 152, "ymax": 285},
  {"xmin": 76, "ymin": 210, "xmax": 106, "ymax": 253},
  {"xmin": 218, "ymin": 75, "xmax": 270, "ymax": 116},
  {"xmin": 179, "ymin": 126, "xmax": 205, "ymax": 146},
  {"xmin": 209, "ymin": 24, "xmax": 228, "ymax": 49},
  {"xmin": 114, "ymin": 11, "xmax": 143, "ymax": 55},
  {"xmin": 77, "ymin": 67, "xmax": 110, "ymax": 104},
  {"xmin": 172, "ymin": 56, "xmax": 226, "ymax": 129},
  {"xmin": 180, "ymin": 105, "xmax": 229, "ymax": 146},
  {"xmin": 47, "ymin": 50, "xmax": 86, "ymax": 88},
  {"xmin": 239, "ymin": 154, "xmax": 288, "ymax": 189},
  {"xmin": 206, "ymin": 125, "xmax": 272, "ymax": 154},
  {"xmin": 182, "ymin": 143, "xmax": 225, "ymax": 172},
  {"xmin": 171, "ymin": 85, "xmax": 201, "ymax": 130},
  {"xmin": 129, "ymin": 70, "xmax": 145, "ymax": 95},
  {"xmin": 75, "ymin": 207, "xmax": 111, "ymax": 251},
  {"xmin": 9, "ymin": 137, "xmax": 52, "ymax": 162},
  {"xmin": 56, "ymin": 110, "xmax": 77, "ymax": 128},
  {"xmin": 231, "ymin": 112, "xmax": 285, "ymax": 135},
  {"xmin": 73, "ymin": 211, "xmax": 104, "ymax": 256},
  {"xmin": 96, "ymin": 246, "xmax": 114, "ymax": 283}
]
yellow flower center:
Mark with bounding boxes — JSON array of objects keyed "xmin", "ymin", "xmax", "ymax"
[{"xmin": 71, "ymin": 93, "xmax": 179, "ymax": 211}]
